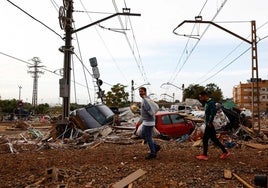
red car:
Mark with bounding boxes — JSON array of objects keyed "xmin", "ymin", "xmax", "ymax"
[{"xmin": 136, "ymin": 111, "xmax": 195, "ymax": 138}]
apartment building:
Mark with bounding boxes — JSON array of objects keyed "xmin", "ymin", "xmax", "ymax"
[{"xmin": 233, "ymin": 79, "xmax": 268, "ymax": 112}]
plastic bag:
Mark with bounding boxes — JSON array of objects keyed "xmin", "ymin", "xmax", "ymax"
[
  {"xmin": 135, "ymin": 123, "xmax": 160, "ymax": 137},
  {"xmin": 144, "ymin": 98, "xmax": 159, "ymax": 115}
]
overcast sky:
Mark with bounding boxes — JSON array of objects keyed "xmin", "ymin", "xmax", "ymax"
[{"xmin": 1, "ymin": 0, "xmax": 268, "ymax": 105}]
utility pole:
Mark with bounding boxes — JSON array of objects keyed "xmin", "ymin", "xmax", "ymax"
[
  {"xmin": 58, "ymin": 0, "xmax": 140, "ymax": 120},
  {"xmin": 58, "ymin": 0, "xmax": 73, "ymax": 119},
  {"xmin": 173, "ymin": 18, "xmax": 260, "ymax": 133},
  {"xmin": 18, "ymin": 85, "xmax": 22, "ymax": 101},
  {"xmin": 28, "ymin": 57, "xmax": 44, "ymax": 109}
]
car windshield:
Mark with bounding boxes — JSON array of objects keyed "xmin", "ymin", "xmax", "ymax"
[
  {"xmin": 96, "ymin": 105, "xmax": 114, "ymax": 118},
  {"xmin": 81, "ymin": 104, "xmax": 115, "ymax": 126},
  {"xmin": 86, "ymin": 106, "xmax": 107, "ymax": 125}
]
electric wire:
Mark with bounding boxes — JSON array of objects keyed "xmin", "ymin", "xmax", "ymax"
[
  {"xmin": 198, "ymin": 0, "xmax": 209, "ymax": 16},
  {"xmin": 73, "ymin": 53, "xmax": 93, "ymax": 77},
  {"xmin": 6, "ymin": 0, "xmax": 63, "ymax": 40},
  {"xmin": 167, "ymin": 0, "xmax": 209, "ymax": 83},
  {"xmin": 197, "ymin": 38, "xmax": 245, "ymax": 83},
  {"xmin": 77, "ymin": 0, "xmax": 129, "ymax": 103},
  {"xmin": 72, "ymin": 52, "xmax": 113, "ymax": 87},
  {"xmin": 0, "ymin": 51, "xmax": 59, "ymax": 75},
  {"xmin": 73, "ymin": 22, "xmax": 92, "ymax": 103},
  {"xmin": 124, "ymin": 3, "xmax": 148, "ymax": 82},
  {"xmin": 169, "ymin": 0, "xmax": 228, "ymax": 84},
  {"xmin": 197, "ymin": 19, "xmax": 268, "ymax": 84},
  {"xmin": 77, "ymin": 0, "xmax": 129, "ymax": 83},
  {"xmin": 199, "ymin": 32, "xmax": 268, "ymax": 84},
  {"xmin": 73, "ymin": 10, "xmax": 113, "ymax": 14},
  {"xmin": 0, "ymin": 51, "xmax": 88, "ymax": 88},
  {"xmin": 49, "ymin": 0, "xmax": 59, "ymax": 12},
  {"xmin": 112, "ymin": 0, "xmax": 148, "ymax": 83},
  {"xmin": 199, "ymin": 47, "xmax": 251, "ymax": 84},
  {"xmin": 71, "ymin": 55, "xmax": 78, "ymax": 104},
  {"xmin": 73, "ymin": 51, "xmax": 114, "ymax": 87}
]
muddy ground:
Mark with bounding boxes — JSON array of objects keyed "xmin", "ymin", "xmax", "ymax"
[{"xmin": 0, "ymin": 122, "xmax": 268, "ymax": 188}]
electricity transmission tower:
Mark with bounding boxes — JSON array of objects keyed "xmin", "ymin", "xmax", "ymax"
[{"xmin": 28, "ymin": 57, "xmax": 44, "ymax": 109}]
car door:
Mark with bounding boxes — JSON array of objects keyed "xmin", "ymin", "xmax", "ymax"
[
  {"xmin": 169, "ymin": 114, "xmax": 189, "ymax": 137},
  {"xmin": 157, "ymin": 114, "xmax": 175, "ymax": 137}
]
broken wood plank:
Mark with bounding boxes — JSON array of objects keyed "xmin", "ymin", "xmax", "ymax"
[
  {"xmin": 90, "ymin": 141, "xmax": 102, "ymax": 149},
  {"xmin": 112, "ymin": 169, "xmax": 146, "ymax": 188},
  {"xmin": 99, "ymin": 126, "xmax": 113, "ymax": 137},
  {"xmin": 233, "ymin": 173, "xmax": 254, "ymax": 188},
  {"xmin": 223, "ymin": 169, "xmax": 232, "ymax": 179},
  {"xmin": 25, "ymin": 177, "xmax": 46, "ymax": 188},
  {"xmin": 113, "ymin": 126, "xmax": 136, "ymax": 130},
  {"xmin": 245, "ymin": 143, "xmax": 268, "ymax": 150},
  {"xmin": 184, "ymin": 116, "xmax": 204, "ymax": 123}
]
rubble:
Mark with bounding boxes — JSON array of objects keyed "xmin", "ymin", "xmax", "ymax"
[{"xmin": 0, "ymin": 106, "xmax": 268, "ymax": 187}]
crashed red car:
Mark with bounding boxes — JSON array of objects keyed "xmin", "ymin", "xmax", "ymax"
[{"xmin": 136, "ymin": 111, "xmax": 195, "ymax": 138}]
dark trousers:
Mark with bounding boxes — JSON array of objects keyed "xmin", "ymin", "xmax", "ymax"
[
  {"xmin": 203, "ymin": 125, "xmax": 227, "ymax": 156},
  {"xmin": 142, "ymin": 126, "xmax": 158, "ymax": 155}
]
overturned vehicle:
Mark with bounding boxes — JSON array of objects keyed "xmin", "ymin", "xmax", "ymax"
[
  {"xmin": 49, "ymin": 103, "xmax": 115, "ymax": 140},
  {"xmin": 70, "ymin": 103, "xmax": 114, "ymax": 129}
]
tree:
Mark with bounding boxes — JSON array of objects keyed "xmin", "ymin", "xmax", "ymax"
[
  {"xmin": 0, "ymin": 99, "xmax": 18, "ymax": 114},
  {"xmin": 205, "ymin": 83, "xmax": 223, "ymax": 102},
  {"xmin": 183, "ymin": 83, "xmax": 223, "ymax": 102},
  {"xmin": 183, "ymin": 84, "xmax": 205, "ymax": 101},
  {"xmin": 103, "ymin": 83, "xmax": 130, "ymax": 108},
  {"xmin": 70, "ymin": 103, "xmax": 85, "ymax": 111},
  {"xmin": 36, "ymin": 103, "xmax": 50, "ymax": 114}
]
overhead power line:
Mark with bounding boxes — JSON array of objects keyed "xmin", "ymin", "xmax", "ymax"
[
  {"xmin": 168, "ymin": 0, "xmax": 228, "ymax": 83},
  {"xmin": 73, "ymin": 22, "xmax": 92, "ymax": 103},
  {"xmin": 0, "ymin": 51, "xmax": 59, "ymax": 75},
  {"xmin": 77, "ymin": 0, "xmax": 129, "ymax": 83},
  {"xmin": 49, "ymin": 0, "xmax": 59, "ymax": 11},
  {"xmin": 6, "ymin": 0, "xmax": 63, "ymax": 40},
  {"xmin": 196, "ymin": 19, "xmax": 268, "ymax": 83},
  {"xmin": 198, "ymin": 47, "xmax": 251, "ymax": 84},
  {"xmin": 73, "ymin": 10, "xmax": 114, "ymax": 14},
  {"xmin": 0, "ymin": 51, "xmax": 89, "ymax": 89},
  {"xmin": 112, "ymin": 0, "xmax": 148, "ymax": 83}
]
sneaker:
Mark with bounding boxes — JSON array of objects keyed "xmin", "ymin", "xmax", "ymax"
[
  {"xmin": 155, "ymin": 145, "xmax": 161, "ymax": 153},
  {"xmin": 196, "ymin": 154, "xmax": 208, "ymax": 160},
  {"xmin": 220, "ymin": 152, "xmax": 230, "ymax": 159},
  {"xmin": 145, "ymin": 153, "xmax": 156, "ymax": 160}
]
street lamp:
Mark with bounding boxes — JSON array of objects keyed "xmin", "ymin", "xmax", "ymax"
[
  {"xmin": 134, "ymin": 82, "xmax": 151, "ymax": 90},
  {"xmin": 161, "ymin": 82, "xmax": 184, "ymax": 102},
  {"xmin": 160, "ymin": 82, "xmax": 183, "ymax": 90},
  {"xmin": 148, "ymin": 93, "xmax": 158, "ymax": 101},
  {"xmin": 160, "ymin": 93, "xmax": 174, "ymax": 102}
]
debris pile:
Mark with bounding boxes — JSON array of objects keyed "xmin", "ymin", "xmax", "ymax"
[{"xmin": 0, "ymin": 105, "xmax": 268, "ymax": 187}]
